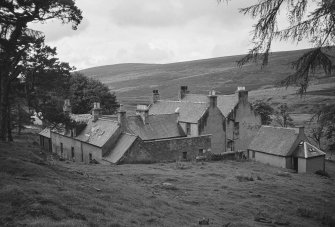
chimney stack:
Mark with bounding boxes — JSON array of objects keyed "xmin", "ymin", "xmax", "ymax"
[
  {"xmin": 63, "ymin": 99, "xmax": 72, "ymax": 116},
  {"xmin": 118, "ymin": 104, "xmax": 126, "ymax": 131},
  {"xmin": 236, "ymin": 86, "xmax": 248, "ymax": 104},
  {"xmin": 298, "ymin": 126, "xmax": 305, "ymax": 135},
  {"xmin": 208, "ymin": 90, "xmax": 217, "ymax": 108},
  {"xmin": 92, "ymin": 102, "xmax": 102, "ymax": 122},
  {"xmin": 136, "ymin": 105, "xmax": 149, "ymax": 124},
  {"xmin": 152, "ymin": 90, "xmax": 160, "ymax": 103},
  {"xmin": 179, "ymin": 86, "xmax": 189, "ymax": 100}
]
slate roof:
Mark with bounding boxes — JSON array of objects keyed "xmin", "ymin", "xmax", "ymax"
[
  {"xmin": 294, "ymin": 141, "xmax": 326, "ymax": 158},
  {"xmin": 126, "ymin": 113, "xmax": 185, "ymax": 140},
  {"xmin": 149, "ymin": 100, "xmax": 208, "ymax": 123},
  {"xmin": 103, "ymin": 133, "xmax": 138, "ymax": 164},
  {"xmin": 182, "ymin": 94, "xmax": 238, "ymax": 117},
  {"xmin": 69, "ymin": 113, "xmax": 92, "ymax": 123},
  {"xmin": 52, "ymin": 117, "xmax": 120, "ymax": 148},
  {"xmin": 39, "ymin": 128, "xmax": 50, "ymax": 138},
  {"xmin": 75, "ymin": 118, "xmax": 119, "ymax": 147},
  {"xmin": 248, "ymin": 126, "xmax": 301, "ymax": 157}
]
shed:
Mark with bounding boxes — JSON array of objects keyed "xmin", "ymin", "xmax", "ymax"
[{"xmin": 248, "ymin": 126, "xmax": 325, "ymax": 173}]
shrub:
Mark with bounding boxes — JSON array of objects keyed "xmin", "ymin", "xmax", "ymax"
[
  {"xmin": 236, "ymin": 175, "xmax": 254, "ymax": 182},
  {"xmin": 315, "ymin": 170, "xmax": 330, "ymax": 178}
]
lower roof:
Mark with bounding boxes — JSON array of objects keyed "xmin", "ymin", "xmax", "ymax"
[
  {"xmin": 103, "ymin": 133, "xmax": 137, "ymax": 164},
  {"xmin": 248, "ymin": 126, "xmax": 301, "ymax": 156}
]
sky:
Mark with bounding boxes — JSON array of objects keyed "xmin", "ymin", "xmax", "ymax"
[{"xmin": 28, "ymin": 0, "xmax": 311, "ymax": 70}]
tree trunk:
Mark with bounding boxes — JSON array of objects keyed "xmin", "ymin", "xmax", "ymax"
[
  {"xmin": 0, "ymin": 75, "xmax": 9, "ymax": 141},
  {"xmin": 18, "ymin": 104, "xmax": 22, "ymax": 135},
  {"xmin": 7, "ymin": 103, "xmax": 13, "ymax": 142}
]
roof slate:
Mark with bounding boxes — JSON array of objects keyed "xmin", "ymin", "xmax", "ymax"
[
  {"xmin": 103, "ymin": 133, "xmax": 137, "ymax": 164},
  {"xmin": 126, "ymin": 113, "xmax": 185, "ymax": 140},
  {"xmin": 248, "ymin": 126, "xmax": 301, "ymax": 156},
  {"xmin": 182, "ymin": 94, "xmax": 238, "ymax": 117},
  {"xmin": 149, "ymin": 100, "xmax": 208, "ymax": 123}
]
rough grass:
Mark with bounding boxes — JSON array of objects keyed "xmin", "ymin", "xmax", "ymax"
[{"xmin": 1, "ymin": 133, "xmax": 335, "ymax": 226}]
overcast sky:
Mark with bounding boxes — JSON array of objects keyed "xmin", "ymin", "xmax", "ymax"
[{"xmin": 29, "ymin": 0, "xmax": 310, "ymax": 70}]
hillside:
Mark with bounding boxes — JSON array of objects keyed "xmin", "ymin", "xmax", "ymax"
[
  {"xmin": 1, "ymin": 133, "xmax": 335, "ymax": 226},
  {"xmin": 80, "ymin": 48, "xmax": 335, "ymax": 113}
]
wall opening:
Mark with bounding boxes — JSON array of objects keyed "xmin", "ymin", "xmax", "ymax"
[
  {"xmin": 182, "ymin": 151, "xmax": 187, "ymax": 160},
  {"xmin": 71, "ymin": 147, "xmax": 75, "ymax": 161},
  {"xmin": 293, "ymin": 157, "xmax": 298, "ymax": 171},
  {"xmin": 60, "ymin": 143, "xmax": 63, "ymax": 156},
  {"xmin": 186, "ymin": 123, "xmax": 191, "ymax": 135},
  {"xmin": 252, "ymin": 150, "xmax": 255, "ymax": 158},
  {"xmin": 89, "ymin": 153, "xmax": 93, "ymax": 162}
]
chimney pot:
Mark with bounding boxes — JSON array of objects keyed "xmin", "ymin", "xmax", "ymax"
[
  {"xmin": 152, "ymin": 90, "xmax": 160, "ymax": 103},
  {"xmin": 136, "ymin": 105, "xmax": 149, "ymax": 124},
  {"xmin": 63, "ymin": 99, "xmax": 72, "ymax": 115},
  {"xmin": 118, "ymin": 104, "xmax": 127, "ymax": 131},
  {"xmin": 92, "ymin": 102, "xmax": 102, "ymax": 121},
  {"xmin": 208, "ymin": 90, "xmax": 217, "ymax": 108},
  {"xmin": 179, "ymin": 86, "xmax": 189, "ymax": 100},
  {"xmin": 237, "ymin": 86, "xmax": 248, "ymax": 103}
]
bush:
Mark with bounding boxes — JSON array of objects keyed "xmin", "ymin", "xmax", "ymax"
[
  {"xmin": 315, "ymin": 170, "xmax": 330, "ymax": 178},
  {"xmin": 236, "ymin": 175, "xmax": 254, "ymax": 182}
]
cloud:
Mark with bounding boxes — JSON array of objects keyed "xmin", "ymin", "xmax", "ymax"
[
  {"xmin": 35, "ymin": 0, "xmax": 311, "ymax": 70},
  {"xmin": 29, "ymin": 18, "xmax": 89, "ymax": 42},
  {"xmin": 110, "ymin": 0, "xmax": 253, "ymax": 29}
]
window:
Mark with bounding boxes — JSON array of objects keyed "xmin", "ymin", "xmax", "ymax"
[
  {"xmin": 252, "ymin": 151, "xmax": 255, "ymax": 158},
  {"xmin": 227, "ymin": 141, "xmax": 233, "ymax": 151},
  {"xmin": 198, "ymin": 149, "xmax": 204, "ymax": 155},
  {"xmin": 182, "ymin": 152, "xmax": 187, "ymax": 160},
  {"xmin": 234, "ymin": 122, "xmax": 239, "ymax": 136},
  {"xmin": 71, "ymin": 147, "xmax": 75, "ymax": 161},
  {"xmin": 186, "ymin": 123, "xmax": 191, "ymax": 135},
  {"xmin": 60, "ymin": 143, "xmax": 63, "ymax": 156}
]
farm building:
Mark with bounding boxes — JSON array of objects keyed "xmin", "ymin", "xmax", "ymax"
[
  {"xmin": 248, "ymin": 126, "xmax": 326, "ymax": 173},
  {"xmin": 46, "ymin": 100, "xmax": 211, "ymax": 164},
  {"xmin": 149, "ymin": 86, "xmax": 261, "ymax": 153},
  {"xmin": 39, "ymin": 128, "xmax": 52, "ymax": 152}
]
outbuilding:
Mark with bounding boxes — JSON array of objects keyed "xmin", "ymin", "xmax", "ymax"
[{"xmin": 248, "ymin": 126, "xmax": 325, "ymax": 173}]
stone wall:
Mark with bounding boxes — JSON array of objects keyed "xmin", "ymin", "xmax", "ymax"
[
  {"xmin": 51, "ymin": 132, "xmax": 102, "ymax": 164},
  {"xmin": 122, "ymin": 135, "xmax": 211, "ymax": 163},
  {"xmin": 228, "ymin": 102, "xmax": 261, "ymax": 151},
  {"xmin": 199, "ymin": 106, "xmax": 226, "ymax": 154},
  {"xmin": 40, "ymin": 136, "xmax": 51, "ymax": 152}
]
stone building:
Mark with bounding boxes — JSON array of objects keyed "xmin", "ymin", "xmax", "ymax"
[
  {"xmin": 47, "ymin": 100, "xmax": 211, "ymax": 164},
  {"xmin": 248, "ymin": 126, "xmax": 326, "ymax": 173},
  {"xmin": 149, "ymin": 86, "xmax": 261, "ymax": 153},
  {"xmin": 39, "ymin": 128, "xmax": 51, "ymax": 152}
]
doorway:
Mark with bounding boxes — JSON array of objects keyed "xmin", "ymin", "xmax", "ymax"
[
  {"xmin": 293, "ymin": 157, "xmax": 298, "ymax": 171},
  {"xmin": 182, "ymin": 152, "xmax": 187, "ymax": 160}
]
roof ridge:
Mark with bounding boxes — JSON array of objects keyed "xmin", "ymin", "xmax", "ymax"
[{"xmin": 158, "ymin": 99, "xmax": 207, "ymax": 104}]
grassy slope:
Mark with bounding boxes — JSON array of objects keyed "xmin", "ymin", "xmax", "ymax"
[
  {"xmin": 1, "ymin": 133, "xmax": 335, "ymax": 226},
  {"xmin": 80, "ymin": 49, "xmax": 335, "ymax": 115}
]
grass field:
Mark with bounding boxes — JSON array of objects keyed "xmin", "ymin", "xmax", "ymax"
[{"xmin": 1, "ymin": 133, "xmax": 334, "ymax": 227}]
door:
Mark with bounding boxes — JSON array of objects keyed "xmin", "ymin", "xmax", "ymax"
[{"xmin": 293, "ymin": 157, "xmax": 298, "ymax": 171}]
